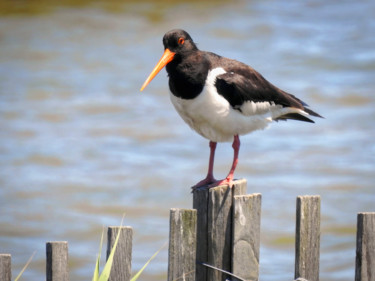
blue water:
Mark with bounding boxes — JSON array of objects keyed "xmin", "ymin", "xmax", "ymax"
[{"xmin": 0, "ymin": 1, "xmax": 374, "ymax": 280}]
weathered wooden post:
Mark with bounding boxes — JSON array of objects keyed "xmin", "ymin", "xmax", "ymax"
[
  {"xmin": 232, "ymin": 193, "xmax": 262, "ymax": 281},
  {"xmin": 193, "ymin": 185, "xmax": 209, "ymax": 281},
  {"xmin": 46, "ymin": 241, "xmax": 69, "ymax": 281},
  {"xmin": 295, "ymin": 195, "xmax": 321, "ymax": 281},
  {"xmin": 355, "ymin": 212, "xmax": 375, "ymax": 281},
  {"xmin": 193, "ymin": 179, "xmax": 248, "ymax": 281},
  {"xmin": 0, "ymin": 254, "xmax": 11, "ymax": 281},
  {"xmin": 207, "ymin": 184, "xmax": 234, "ymax": 281},
  {"xmin": 106, "ymin": 226, "xmax": 133, "ymax": 281},
  {"xmin": 168, "ymin": 208, "xmax": 197, "ymax": 281}
]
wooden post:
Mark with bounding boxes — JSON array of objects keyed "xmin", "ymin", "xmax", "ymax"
[
  {"xmin": 168, "ymin": 208, "xmax": 197, "ymax": 281},
  {"xmin": 232, "ymin": 179, "xmax": 248, "ymax": 196},
  {"xmin": 46, "ymin": 241, "xmax": 69, "ymax": 281},
  {"xmin": 206, "ymin": 179, "xmax": 247, "ymax": 281},
  {"xmin": 193, "ymin": 179, "xmax": 247, "ymax": 281},
  {"xmin": 106, "ymin": 226, "xmax": 133, "ymax": 281},
  {"xmin": 355, "ymin": 212, "xmax": 375, "ymax": 281},
  {"xmin": 232, "ymin": 193, "xmax": 262, "ymax": 281},
  {"xmin": 193, "ymin": 186, "xmax": 209, "ymax": 281},
  {"xmin": 0, "ymin": 254, "xmax": 11, "ymax": 281},
  {"xmin": 295, "ymin": 195, "xmax": 321, "ymax": 281},
  {"xmin": 207, "ymin": 184, "xmax": 233, "ymax": 281}
]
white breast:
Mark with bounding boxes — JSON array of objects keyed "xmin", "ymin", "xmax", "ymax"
[{"xmin": 169, "ymin": 67, "xmax": 293, "ymax": 142}]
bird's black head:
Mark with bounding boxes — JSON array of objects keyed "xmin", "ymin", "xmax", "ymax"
[
  {"xmin": 140, "ymin": 29, "xmax": 198, "ymax": 91},
  {"xmin": 162, "ymin": 29, "xmax": 198, "ymax": 55}
]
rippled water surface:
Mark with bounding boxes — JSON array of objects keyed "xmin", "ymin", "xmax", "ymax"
[{"xmin": 0, "ymin": 1, "xmax": 374, "ymax": 280}]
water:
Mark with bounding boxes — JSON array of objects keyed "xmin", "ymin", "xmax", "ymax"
[{"xmin": 0, "ymin": 0, "xmax": 374, "ymax": 280}]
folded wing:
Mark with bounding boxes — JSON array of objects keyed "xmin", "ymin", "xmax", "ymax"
[{"xmin": 214, "ymin": 69, "xmax": 322, "ymax": 123}]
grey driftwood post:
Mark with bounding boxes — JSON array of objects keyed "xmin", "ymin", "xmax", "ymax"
[
  {"xmin": 232, "ymin": 193, "xmax": 262, "ymax": 281},
  {"xmin": 295, "ymin": 195, "xmax": 321, "ymax": 281},
  {"xmin": 193, "ymin": 179, "xmax": 247, "ymax": 281},
  {"xmin": 0, "ymin": 254, "xmax": 11, "ymax": 281},
  {"xmin": 46, "ymin": 241, "xmax": 69, "ymax": 281},
  {"xmin": 106, "ymin": 226, "xmax": 133, "ymax": 281},
  {"xmin": 168, "ymin": 208, "xmax": 197, "ymax": 281},
  {"xmin": 355, "ymin": 212, "xmax": 375, "ymax": 281}
]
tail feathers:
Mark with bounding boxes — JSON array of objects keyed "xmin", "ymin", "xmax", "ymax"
[
  {"xmin": 275, "ymin": 112, "xmax": 315, "ymax": 123},
  {"xmin": 275, "ymin": 107, "xmax": 323, "ymax": 123},
  {"xmin": 304, "ymin": 107, "xmax": 324, "ymax": 118},
  {"xmin": 280, "ymin": 89, "xmax": 323, "ymax": 120}
]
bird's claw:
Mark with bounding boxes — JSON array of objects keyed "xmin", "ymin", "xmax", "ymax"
[
  {"xmin": 191, "ymin": 176, "xmax": 234, "ymax": 192},
  {"xmin": 208, "ymin": 178, "xmax": 234, "ymax": 188},
  {"xmin": 191, "ymin": 176, "xmax": 216, "ymax": 191}
]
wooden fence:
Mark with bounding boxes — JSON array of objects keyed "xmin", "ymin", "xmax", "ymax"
[{"xmin": 1, "ymin": 179, "xmax": 374, "ymax": 281}]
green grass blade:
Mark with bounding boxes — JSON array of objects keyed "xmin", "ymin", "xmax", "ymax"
[
  {"xmin": 92, "ymin": 227, "xmax": 104, "ymax": 281},
  {"xmin": 14, "ymin": 251, "xmax": 36, "ymax": 281},
  {"xmin": 130, "ymin": 242, "xmax": 167, "ymax": 281}
]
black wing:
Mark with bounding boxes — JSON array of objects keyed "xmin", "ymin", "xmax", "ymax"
[{"xmin": 214, "ymin": 68, "xmax": 322, "ymax": 122}]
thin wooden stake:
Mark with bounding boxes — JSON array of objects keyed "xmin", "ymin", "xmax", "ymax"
[
  {"xmin": 193, "ymin": 184, "xmax": 209, "ymax": 281},
  {"xmin": 295, "ymin": 195, "xmax": 321, "ymax": 281},
  {"xmin": 46, "ymin": 241, "xmax": 69, "ymax": 281},
  {"xmin": 232, "ymin": 193, "xmax": 262, "ymax": 281},
  {"xmin": 106, "ymin": 226, "xmax": 133, "ymax": 281},
  {"xmin": 355, "ymin": 212, "xmax": 375, "ymax": 281},
  {"xmin": 0, "ymin": 254, "xmax": 11, "ymax": 281},
  {"xmin": 168, "ymin": 208, "xmax": 197, "ymax": 281},
  {"xmin": 208, "ymin": 184, "xmax": 232, "ymax": 281}
]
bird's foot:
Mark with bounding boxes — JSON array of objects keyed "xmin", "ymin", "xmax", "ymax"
[
  {"xmin": 208, "ymin": 177, "xmax": 234, "ymax": 188},
  {"xmin": 191, "ymin": 176, "xmax": 217, "ymax": 191}
]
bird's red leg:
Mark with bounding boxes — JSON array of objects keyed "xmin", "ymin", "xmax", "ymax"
[
  {"xmin": 207, "ymin": 141, "xmax": 217, "ymax": 180},
  {"xmin": 210, "ymin": 135, "xmax": 240, "ymax": 188},
  {"xmin": 192, "ymin": 141, "xmax": 217, "ymax": 189}
]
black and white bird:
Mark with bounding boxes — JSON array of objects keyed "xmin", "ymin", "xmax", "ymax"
[{"xmin": 141, "ymin": 29, "xmax": 322, "ymax": 189}]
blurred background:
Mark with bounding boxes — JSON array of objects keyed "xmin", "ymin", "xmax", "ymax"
[{"xmin": 0, "ymin": 0, "xmax": 374, "ymax": 280}]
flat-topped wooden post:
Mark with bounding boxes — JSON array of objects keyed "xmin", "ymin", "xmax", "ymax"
[
  {"xmin": 355, "ymin": 212, "xmax": 375, "ymax": 281},
  {"xmin": 232, "ymin": 193, "xmax": 262, "ymax": 281},
  {"xmin": 0, "ymin": 254, "xmax": 11, "ymax": 281},
  {"xmin": 193, "ymin": 179, "xmax": 250, "ymax": 281},
  {"xmin": 106, "ymin": 226, "xmax": 133, "ymax": 281},
  {"xmin": 295, "ymin": 195, "xmax": 321, "ymax": 281},
  {"xmin": 46, "ymin": 241, "xmax": 69, "ymax": 281},
  {"xmin": 168, "ymin": 208, "xmax": 197, "ymax": 281}
]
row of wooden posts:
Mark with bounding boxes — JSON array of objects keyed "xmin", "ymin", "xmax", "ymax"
[{"xmin": 1, "ymin": 179, "xmax": 374, "ymax": 281}]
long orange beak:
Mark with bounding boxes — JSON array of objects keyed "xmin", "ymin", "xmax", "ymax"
[{"xmin": 140, "ymin": 48, "xmax": 176, "ymax": 91}]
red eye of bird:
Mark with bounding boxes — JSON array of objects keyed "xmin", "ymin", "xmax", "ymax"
[{"xmin": 178, "ymin": 37, "xmax": 185, "ymax": 45}]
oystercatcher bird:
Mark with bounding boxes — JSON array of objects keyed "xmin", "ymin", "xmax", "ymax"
[{"xmin": 141, "ymin": 29, "xmax": 322, "ymax": 189}]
